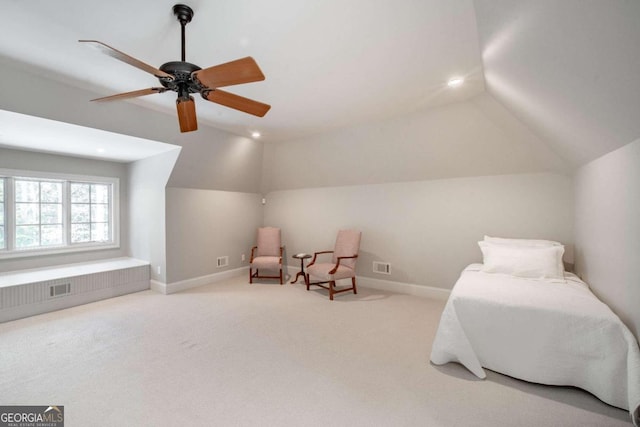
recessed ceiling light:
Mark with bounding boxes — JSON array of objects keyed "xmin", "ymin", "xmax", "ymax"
[
  {"xmin": 251, "ymin": 131, "xmax": 261, "ymax": 138},
  {"xmin": 447, "ymin": 77, "xmax": 464, "ymax": 88},
  {"xmin": 96, "ymin": 148, "xmax": 105, "ymax": 153}
]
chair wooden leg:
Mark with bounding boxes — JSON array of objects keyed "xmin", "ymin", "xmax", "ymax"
[
  {"xmin": 329, "ymin": 281, "xmax": 335, "ymax": 301},
  {"xmin": 249, "ymin": 268, "xmax": 253, "ymax": 284},
  {"xmin": 305, "ymin": 273, "xmax": 310, "ymax": 291},
  {"xmin": 352, "ymin": 277, "xmax": 357, "ymax": 294},
  {"xmin": 279, "ymin": 268, "xmax": 283, "ymax": 285}
]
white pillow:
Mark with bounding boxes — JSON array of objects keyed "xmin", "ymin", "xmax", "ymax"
[
  {"xmin": 478, "ymin": 241, "xmax": 565, "ymax": 280},
  {"xmin": 484, "ymin": 235, "xmax": 562, "ymax": 247},
  {"xmin": 482, "ymin": 236, "xmax": 565, "ymax": 274}
]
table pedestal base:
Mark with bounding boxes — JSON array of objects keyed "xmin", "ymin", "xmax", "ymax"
[{"xmin": 291, "ymin": 254, "xmax": 311, "ymax": 284}]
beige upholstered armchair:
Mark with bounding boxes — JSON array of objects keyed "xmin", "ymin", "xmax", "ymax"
[
  {"xmin": 250, "ymin": 227, "xmax": 284, "ymax": 284},
  {"xmin": 305, "ymin": 229, "xmax": 361, "ymax": 300}
]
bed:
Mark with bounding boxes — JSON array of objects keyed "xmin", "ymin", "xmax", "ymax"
[{"xmin": 430, "ymin": 239, "xmax": 640, "ymax": 426}]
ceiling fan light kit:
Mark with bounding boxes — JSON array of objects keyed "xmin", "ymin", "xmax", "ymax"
[{"xmin": 79, "ymin": 4, "xmax": 270, "ymax": 133}]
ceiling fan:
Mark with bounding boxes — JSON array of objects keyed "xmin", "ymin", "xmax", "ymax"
[{"xmin": 79, "ymin": 4, "xmax": 270, "ymax": 133}]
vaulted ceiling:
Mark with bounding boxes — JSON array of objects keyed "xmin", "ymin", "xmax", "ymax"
[
  {"xmin": 474, "ymin": 0, "xmax": 640, "ymax": 166},
  {"xmin": 0, "ymin": 0, "xmax": 638, "ymax": 166}
]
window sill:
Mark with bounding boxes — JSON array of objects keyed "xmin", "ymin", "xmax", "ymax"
[
  {"xmin": 0, "ymin": 243, "xmax": 120, "ymax": 260},
  {"xmin": 0, "ymin": 257, "xmax": 147, "ymax": 288}
]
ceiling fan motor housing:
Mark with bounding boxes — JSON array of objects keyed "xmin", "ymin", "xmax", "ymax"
[{"xmin": 158, "ymin": 61, "xmax": 203, "ymax": 98}]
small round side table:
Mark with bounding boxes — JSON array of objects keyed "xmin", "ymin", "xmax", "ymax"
[{"xmin": 291, "ymin": 253, "xmax": 312, "ymax": 284}]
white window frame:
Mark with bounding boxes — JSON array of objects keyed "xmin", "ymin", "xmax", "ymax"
[
  {"xmin": 0, "ymin": 177, "xmax": 5, "ymax": 250},
  {"xmin": 0, "ymin": 168, "xmax": 119, "ymax": 260}
]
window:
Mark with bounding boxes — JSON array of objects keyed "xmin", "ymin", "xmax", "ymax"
[
  {"xmin": 0, "ymin": 178, "xmax": 5, "ymax": 249},
  {"xmin": 15, "ymin": 179, "xmax": 63, "ymax": 248},
  {"xmin": 70, "ymin": 182, "xmax": 111, "ymax": 243},
  {"xmin": 0, "ymin": 170, "xmax": 119, "ymax": 259}
]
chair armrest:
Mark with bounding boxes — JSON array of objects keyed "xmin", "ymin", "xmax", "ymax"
[
  {"xmin": 308, "ymin": 250, "xmax": 334, "ymax": 267},
  {"xmin": 250, "ymin": 246, "xmax": 257, "ymax": 262},
  {"xmin": 329, "ymin": 254, "xmax": 358, "ymax": 274}
]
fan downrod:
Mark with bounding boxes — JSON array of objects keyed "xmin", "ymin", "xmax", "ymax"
[
  {"xmin": 157, "ymin": 5, "xmax": 202, "ymax": 97},
  {"xmin": 173, "ymin": 4, "xmax": 194, "ymax": 62}
]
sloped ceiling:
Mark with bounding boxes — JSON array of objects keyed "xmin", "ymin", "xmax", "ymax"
[
  {"xmin": 0, "ymin": 0, "xmax": 637, "ymax": 168},
  {"xmin": 0, "ymin": 110, "xmax": 178, "ymax": 162},
  {"xmin": 473, "ymin": 0, "xmax": 640, "ymax": 167},
  {"xmin": 262, "ymin": 92, "xmax": 570, "ymax": 192}
]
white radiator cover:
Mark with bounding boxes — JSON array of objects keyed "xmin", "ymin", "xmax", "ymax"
[{"xmin": 0, "ymin": 258, "xmax": 150, "ymax": 322}]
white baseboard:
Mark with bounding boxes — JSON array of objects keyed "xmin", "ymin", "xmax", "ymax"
[
  {"xmin": 150, "ymin": 280, "xmax": 168, "ymax": 294},
  {"xmin": 151, "ymin": 266, "xmax": 249, "ymax": 295},
  {"xmin": 357, "ymin": 276, "xmax": 450, "ymax": 300},
  {"xmin": 286, "ymin": 266, "xmax": 450, "ymax": 300}
]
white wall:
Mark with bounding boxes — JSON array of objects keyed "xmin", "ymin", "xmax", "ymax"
[
  {"xmin": 262, "ymin": 93, "xmax": 573, "ymax": 291},
  {"xmin": 0, "ymin": 147, "xmax": 129, "ymax": 272},
  {"xmin": 165, "ymin": 188, "xmax": 263, "ymax": 283},
  {"xmin": 265, "ymin": 173, "xmax": 573, "ymax": 289},
  {"xmin": 574, "ymin": 139, "xmax": 640, "ymax": 339},
  {"xmin": 167, "ymin": 133, "xmax": 263, "ymax": 193},
  {"xmin": 128, "ymin": 149, "xmax": 181, "ymax": 283},
  {"xmin": 161, "ymin": 119, "xmax": 264, "ymax": 285}
]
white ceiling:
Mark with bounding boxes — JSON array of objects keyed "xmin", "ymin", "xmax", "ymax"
[
  {"xmin": 0, "ymin": 0, "xmax": 485, "ymax": 142},
  {"xmin": 474, "ymin": 0, "xmax": 640, "ymax": 166},
  {"xmin": 0, "ymin": 110, "xmax": 179, "ymax": 162},
  {"xmin": 3, "ymin": 1, "xmax": 637, "ymax": 167}
]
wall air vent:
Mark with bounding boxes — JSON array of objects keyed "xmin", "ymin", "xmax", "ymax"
[
  {"xmin": 217, "ymin": 256, "xmax": 229, "ymax": 268},
  {"xmin": 373, "ymin": 261, "xmax": 391, "ymax": 275},
  {"xmin": 49, "ymin": 283, "xmax": 71, "ymax": 298}
]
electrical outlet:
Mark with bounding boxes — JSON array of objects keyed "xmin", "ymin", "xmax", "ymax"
[{"xmin": 241, "ymin": 253, "xmax": 245, "ymax": 262}]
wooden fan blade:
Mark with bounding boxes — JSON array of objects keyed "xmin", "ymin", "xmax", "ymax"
[
  {"xmin": 91, "ymin": 87, "xmax": 167, "ymax": 102},
  {"xmin": 79, "ymin": 40, "xmax": 173, "ymax": 79},
  {"xmin": 193, "ymin": 57, "xmax": 265, "ymax": 89},
  {"xmin": 177, "ymin": 96, "xmax": 198, "ymax": 132},
  {"xmin": 203, "ymin": 90, "xmax": 271, "ymax": 117}
]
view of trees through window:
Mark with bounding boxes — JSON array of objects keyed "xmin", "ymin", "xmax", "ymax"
[
  {"xmin": 0, "ymin": 172, "xmax": 115, "ymax": 255},
  {"xmin": 15, "ymin": 179, "xmax": 63, "ymax": 248},
  {"xmin": 71, "ymin": 183, "xmax": 110, "ymax": 243},
  {"xmin": 0, "ymin": 178, "xmax": 4, "ymax": 249}
]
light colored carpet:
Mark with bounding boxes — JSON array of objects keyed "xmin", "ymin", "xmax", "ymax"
[{"xmin": 0, "ymin": 275, "xmax": 631, "ymax": 427}]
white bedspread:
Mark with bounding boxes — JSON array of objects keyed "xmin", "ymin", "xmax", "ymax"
[{"xmin": 430, "ymin": 264, "xmax": 640, "ymax": 426}]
